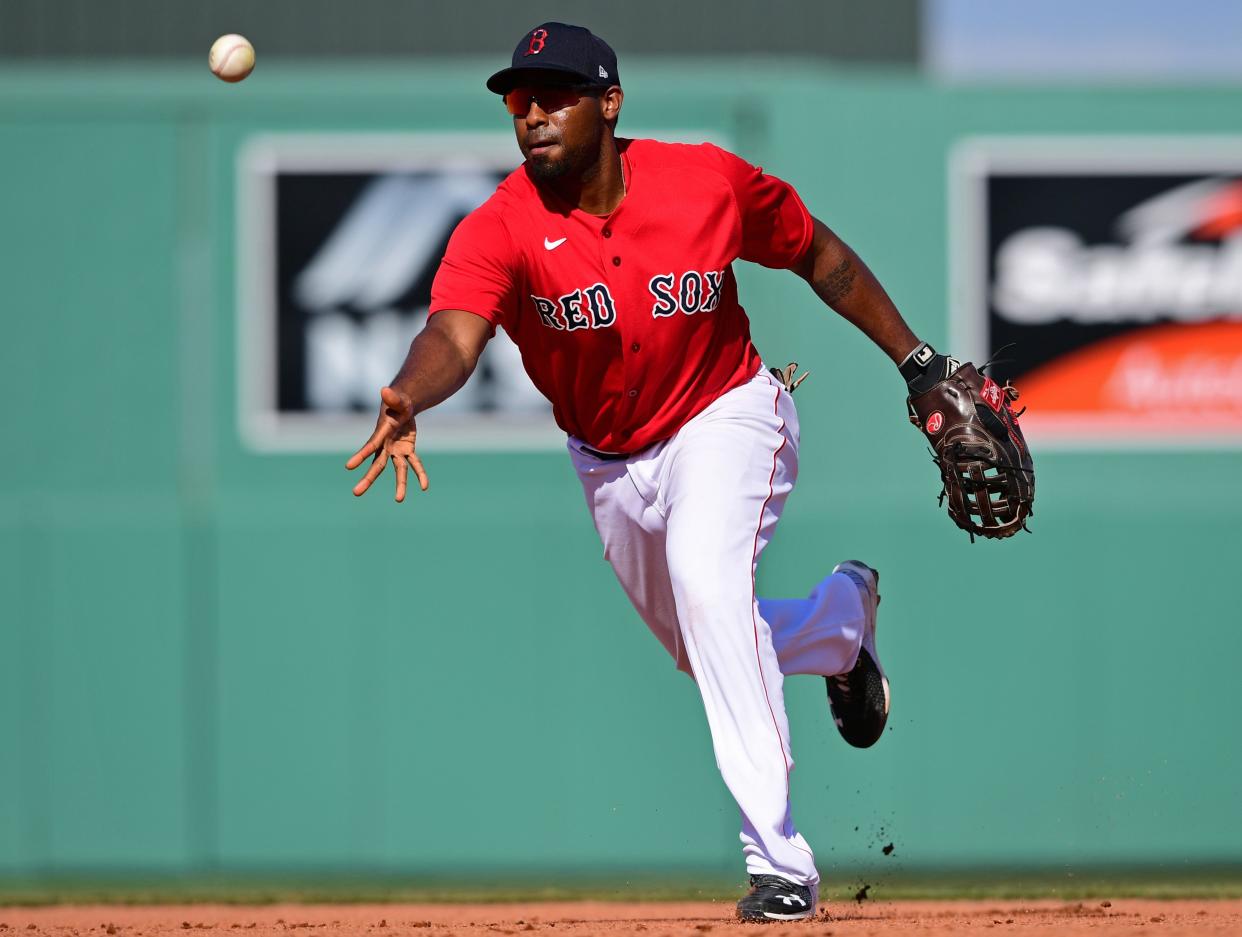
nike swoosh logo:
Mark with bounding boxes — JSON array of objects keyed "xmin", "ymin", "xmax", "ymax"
[{"xmin": 544, "ymin": 237, "xmax": 567, "ymax": 250}]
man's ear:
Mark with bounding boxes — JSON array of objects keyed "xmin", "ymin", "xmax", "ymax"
[{"xmin": 601, "ymin": 86, "xmax": 624, "ymax": 122}]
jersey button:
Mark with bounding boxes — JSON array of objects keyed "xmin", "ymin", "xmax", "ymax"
[
  {"xmin": 630, "ymin": 342, "xmax": 641, "ymax": 352},
  {"xmin": 612, "ymin": 256, "xmax": 621, "ymax": 266},
  {"xmin": 627, "ymin": 389, "xmax": 638, "ymax": 397},
  {"xmin": 602, "ymin": 229, "xmax": 612, "ymax": 239}
]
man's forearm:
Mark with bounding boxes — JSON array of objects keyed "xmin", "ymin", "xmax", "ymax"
[
  {"xmin": 795, "ymin": 218, "xmax": 920, "ymax": 365},
  {"xmin": 389, "ymin": 318, "xmax": 479, "ymax": 415}
]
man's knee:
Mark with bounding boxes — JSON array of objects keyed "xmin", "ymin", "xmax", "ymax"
[{"xmin": 668, "ymin": 555, "xmax": 752, "ymax": 629}]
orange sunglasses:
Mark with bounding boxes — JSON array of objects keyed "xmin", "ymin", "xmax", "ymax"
[{"xmin": 504, "ymin": 85, "xmax": 602, "ymax": 117}]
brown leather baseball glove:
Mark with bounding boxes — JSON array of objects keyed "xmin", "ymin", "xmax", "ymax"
[{"xmin": 902, "ymin": 346, "xmax": 1035, "ymax": 541}]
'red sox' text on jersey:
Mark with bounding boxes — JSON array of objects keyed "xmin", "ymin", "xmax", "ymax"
[{"xmin": 429, "ymin": 139, "xmax": 813, "ymax": 452}]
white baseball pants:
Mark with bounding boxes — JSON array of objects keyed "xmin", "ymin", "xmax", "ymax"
[{"xmin": 568, "ymin": 367, "xmax": 868, "ymax": 886}]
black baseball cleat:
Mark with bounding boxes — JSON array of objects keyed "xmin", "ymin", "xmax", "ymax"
[
  {"xmin": 825, "ymin": 561, "xmax": 890, "ymax": 748},
  {"xmin": 736, "ymin": 874, "xmax": 817, "ymax": 922}
]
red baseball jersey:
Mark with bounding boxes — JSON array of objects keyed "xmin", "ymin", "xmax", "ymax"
[{"xmin": 429, "ymin": 138, "xmax": 813, "ymax": 452}]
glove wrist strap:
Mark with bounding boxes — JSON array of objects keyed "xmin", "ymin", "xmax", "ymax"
[
  {"xmin": 898, "ymin": 342, "xmax": 937, "ymax": 382},
  {"xmin": 900, "ymin": 342, "xmax": 957, "ymax": 396}
]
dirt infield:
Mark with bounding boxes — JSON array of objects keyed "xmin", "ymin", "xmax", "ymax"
[{"xmin": 4, "ymin": 900, "xmax": 1240, "ymax": 937}]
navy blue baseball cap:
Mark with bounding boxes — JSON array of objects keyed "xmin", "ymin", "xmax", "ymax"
[{"xmin": 486, "ymin": 22, "xmax": 619, "ymax": 95}]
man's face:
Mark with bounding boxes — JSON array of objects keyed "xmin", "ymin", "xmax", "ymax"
[{"xmin": 506, "ymin": 83, "xmax": 617, "ymax": 182}]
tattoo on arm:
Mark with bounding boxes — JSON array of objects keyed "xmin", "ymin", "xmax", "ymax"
[{"xmin": 816, "ymin": 257, "xmax": 857, "ymax": 306}]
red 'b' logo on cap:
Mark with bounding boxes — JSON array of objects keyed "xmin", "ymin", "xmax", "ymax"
[
  {"xmin": 926, "ymin": 411, "xmax": 944, "ymax": 434},
  {"xmin": 525, "ymin": 28, "xmax": 548, "ymax": 55}
]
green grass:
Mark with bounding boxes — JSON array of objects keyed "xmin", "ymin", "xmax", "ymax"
[{"xmin": 3, "ymin": 867, "xmax": 1241, "ymax": 907}]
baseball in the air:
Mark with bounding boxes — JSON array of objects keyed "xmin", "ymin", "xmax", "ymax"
[{"xmin": 209, "ymin": 34, "xmax": 255, "ymax": 83}]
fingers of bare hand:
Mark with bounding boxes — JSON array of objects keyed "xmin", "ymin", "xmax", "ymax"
[
  {"xmin": 352, "ymin": 450, "xmax": 389, "ymax": 496},
  {"xmin": 408, "ymin": 453, "xmax": 429, "ymax": 491},
  {"xmin": 345, "ymin": 431, "xmax": 384, "ymax": 470},
  {"xmin": 394, "ymin": 457, "xmax": 408, "ymax": 502},
  {"xmin": 345, "ymin": 445, "xmax": 372, "ymax": 471}
]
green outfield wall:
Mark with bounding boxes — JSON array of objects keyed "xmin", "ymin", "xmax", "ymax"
[{"xmin": 1, "ymin": 62, "xmax": 1240, "ymax": 878}]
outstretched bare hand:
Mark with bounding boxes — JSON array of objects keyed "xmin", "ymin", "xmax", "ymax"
[{"xmin": 345, "ymin": 386, "xmax": 429, "ymax": 502}]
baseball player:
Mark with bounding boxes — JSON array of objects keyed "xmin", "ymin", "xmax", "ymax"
[{"xmin": 347, "ymin": 23, "xmax": 942, "ymax": 922}]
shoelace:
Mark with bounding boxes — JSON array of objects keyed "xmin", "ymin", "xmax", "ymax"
[{"xmin": 828, "ymin": 670, "xmax": 854, "ymax": 701}]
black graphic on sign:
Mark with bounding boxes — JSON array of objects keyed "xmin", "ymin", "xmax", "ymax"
[{"xmin": 273, "ymin": 169, "xmax": 550, "ymax": 418}]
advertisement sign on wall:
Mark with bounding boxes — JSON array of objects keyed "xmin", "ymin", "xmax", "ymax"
[
  {"xmin": 237, "ymin": 133, "xmax": 560, "ymax": 452},
  {"xmin": 952, "ymin": 138, "xmax": 1242, "ymax": 447}
]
